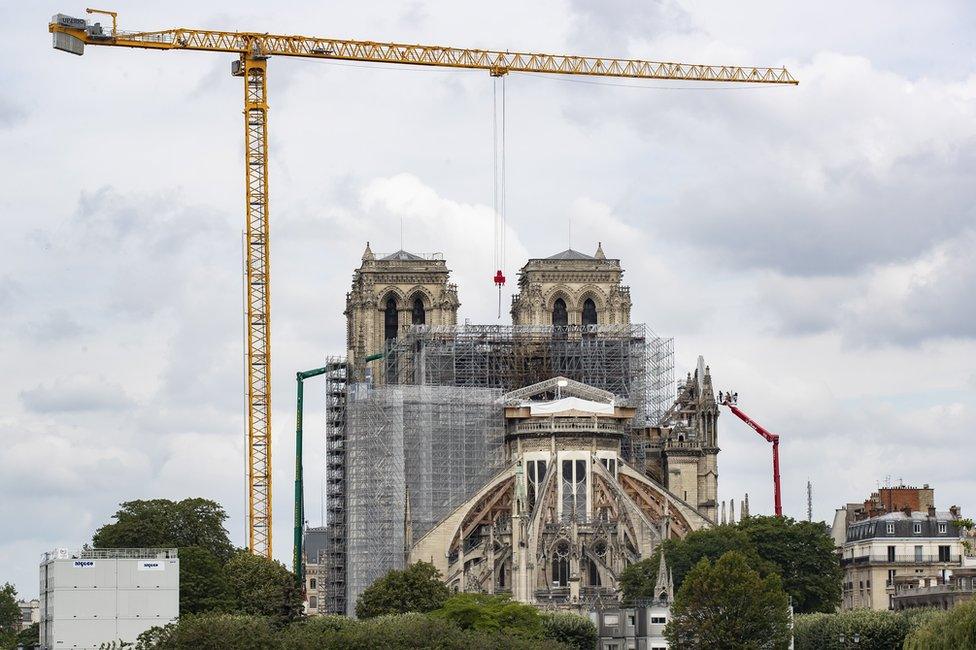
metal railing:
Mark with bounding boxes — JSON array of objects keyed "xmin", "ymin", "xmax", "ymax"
[
  {"xmin": 42, "ymin": 548, "xmax": 178, "ymax": 561},
  {"xmin": 841, "ymin": 554, "xmax": 961, "ymax": 566}
]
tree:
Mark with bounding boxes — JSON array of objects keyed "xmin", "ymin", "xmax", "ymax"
[
  {"xmin": 540, "ymin": 611, "xmax": 598, "ymax": 650},
  {"xmin": 177, "ymin": 546, "xmax": 234, "ymax": 614},
  {"xmin": 355, "ymin": 561, "xmax": 450, "ymax": 619},
  {"xmin": 904, "ymin": 599, "xmax": 976, "ymax": 650},
  {"xmin": 665, "ymin": 551, "xmax": 791, "ymax": 649},
  {"xmin": 432, "ymin": 593, "xmax": 543, "ymax": 640},
  {"xmin": 663, "ymin": 525, "xmax": 771, "ymax": 590},
  {"xmin": 0, "ymin": 583, "xmax": 20, "ymax": 638},
  {"xmin": 133, "ymin": 613, "xmax": 277, "ymax": 650},
  {"xmin": 736, "ymin": 516, "xmax": 842, "ymax": 613},
  {"xmin": 619, "ymin": 547, "xmax": 663, "ymax": 604},
  {"xmin": 223, "ymin": 552, "xmax": 302, "ymax": 622},
  {"xmin": 92, "ymin": 498, "xmax": 235, "ymax": 562},
  {"xmin": 15, "ymin": 622, "xmax": 39, "ymax": 649}
]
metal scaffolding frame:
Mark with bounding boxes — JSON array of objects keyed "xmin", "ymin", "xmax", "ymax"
[
  {"xmin": 322, "ymin": 358, "xmax": 347, "ymax": 616},
  {"xmin": 340, "ymin": 384, "xmax": 504, "ymax": 616},
  {"xmin": 384, "ymin": 323, "xmax": 673, "ymax": 428},
  {"xmin": 327, "ymin": 323, "xmax": 674, "ymax": 617}
]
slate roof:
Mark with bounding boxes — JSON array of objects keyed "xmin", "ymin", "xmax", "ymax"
[
  {"xmin": 379, "ymin": 249, "xmax": 425, "ymax": 261},
  {"xmin": 545, "ymin": 248, "xmax": 595, "ymax": 260}
]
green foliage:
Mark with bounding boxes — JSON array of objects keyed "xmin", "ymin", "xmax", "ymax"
[
  {"xmin": 223, "ymin": 551, "xmax": 302, "ymax": 622},
  {"xmin": 0, "ymin": 583, "xmax": 19, "ymax": 634},
  {"xmin": 15, "ymin": 622, "xmax": 39, "ymax": 649},
  {"xmin": 275, "ymin": 615, "xmax": 355, "ymax": 649},
  {"xmin": 663, "ymin": 524, "xmax": 771, "ymax": 590},
  {"xmin": 540, "ymin": 611, "xmax": 598, "ymax": 650},
  {"xmin": 736, "ymin": 515, "xmax": 842, "ymax": 613},
  {"xmin": 137, "ymin": 612, "xmax": 567, "ymax": 649},
  {"xmin": 134, "ymin": 613, "xmax": 277, "ymax": 649},
  {"xmin": 619, "ymin": 548, "xmax": 662, "ymax": 604},
  {"xmin": 795, "ymin": 608, "xmax": 943, "ymax": 650},
  {"xmin": 177, "ymin": 546, "xmax": 234, "ymax": 614},
  {"xmin": 956, "ymin": 518, "xmax": 975, "ymax": 531},
  {"xmin": 904, "ymin": 600, "xmax": 976, "ymax": 650},
  {"xmin": 432, "ymin": 593, "xmax": 543, "ymax": 640},
  {"xmin": 92, "ymin": 498, "xmax": 234, "ymax": 562},
  {"xmin": 355, "ymin": 561, "xmax": 451, "ymax": 619},
  {"xmin": 665, "ymin": 550, "xmax": 791, "ymax": 649}
]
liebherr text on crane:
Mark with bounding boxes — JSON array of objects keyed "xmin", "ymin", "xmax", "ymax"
[{"xmin": 49, "ymin": 9, "xmax": 797, "ymax": 559}]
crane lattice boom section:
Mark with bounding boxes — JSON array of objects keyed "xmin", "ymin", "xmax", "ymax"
[{"xmin": 50, "ymin": 23, "xmax": 798, "ymax": 84}]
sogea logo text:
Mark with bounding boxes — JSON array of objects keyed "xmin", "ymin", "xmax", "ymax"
[{"xmin": 73, "ymin": 561, "xmax": 94, "ymax": 568}]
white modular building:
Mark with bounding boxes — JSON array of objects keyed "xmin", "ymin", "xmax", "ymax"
[{"xmin": 39, "ymin": 548, "xmax": 179, "ymax": 649}]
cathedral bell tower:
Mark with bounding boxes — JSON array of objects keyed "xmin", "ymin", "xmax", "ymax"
[
  {"xmin": 510, "ymin": 243, "xmax": 631, "ymax": 327},
  {"xmin": 344, "ymin": 243, "xmax": 459, "ymax": 382}
]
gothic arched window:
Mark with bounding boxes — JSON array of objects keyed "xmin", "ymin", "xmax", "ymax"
[
  {"xmin": 411, "ymin": 296, "xmax": 426, "ymax": 325},
  {"xmin": 552, "ymin": 558, "xmax": 569, "ymax": 587},
  {"xmin": 384, "ymin": 296, "xmax": 398, "ymax": 340},
  {"xmin": 552, "ymin": 298, "xmax": 568, "ymax": 327},
  {"xmin": 582, "ymin": 298, "xmax": 598, "ymax": 326}
]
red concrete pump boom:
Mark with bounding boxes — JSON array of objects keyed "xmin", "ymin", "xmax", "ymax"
[{"xmin": 721, "ymin": 395, "xmax": 782, "ymax": 517}]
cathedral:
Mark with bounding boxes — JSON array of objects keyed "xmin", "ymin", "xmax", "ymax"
[{"xmin": 319, "ymin": 244, "xmax": 721, "ymax": 616}]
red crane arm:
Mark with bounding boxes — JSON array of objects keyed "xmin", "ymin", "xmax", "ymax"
[
  {"xmin": 726, "ymin": 404, "xmax": 779, "ymax": 444},
  {"xmin": 723, "ymin": 400, "xmax": 783, "ymax": 517}
]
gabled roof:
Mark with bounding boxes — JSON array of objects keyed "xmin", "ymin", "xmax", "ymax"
[
  {"xmin": 379, "ymin": 249, "xmax": 425, "ymax": 261},
  {"xmin": 545, "ymin": 248, "xmax": 595, "ymax": 260},
  {"xmin": 501, "ymin": 376, "xmax": 620, "ymax": 405}
]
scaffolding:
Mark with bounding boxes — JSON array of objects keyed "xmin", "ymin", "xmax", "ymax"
[
  {"xmin": 383, "ymin": 324, "xmax": 674, "ymax": 458},
  {"xmin": 330, "ymin": 323, "xmax": 674, "ymax": 616},
  {"xmin": 341, "ymin": 384, "xmax": 504, "ymax": 616},
  {"xmin": 322, "ymin": 358, "xmax": 347, "ymax": 616}
]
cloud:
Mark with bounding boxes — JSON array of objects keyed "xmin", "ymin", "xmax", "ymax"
[
  {"xmin": 760, "ymin": 228, "xmax": 976, "ymax": 345},
  {"xmin": 20, "ymin": 376, "xmax": 134, "ymax": 414}
]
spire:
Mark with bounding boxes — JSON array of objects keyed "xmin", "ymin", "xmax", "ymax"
[
  {"xmin": 721, "ymin": 500, "xmax": 727, "ymax": 525},
  {"xmin": 729, "ymin": 499, "xmax": 735, "ymax": 524},
  {"xmin": 653, "ymin": 547, "xmax": 674, "ymax": 603},
  {"xmin": 595, "ymin": 241, "xmax": 606, "ymax": 260},
  {"xmin": 362, "ymin": 241, "xmax": 375, "ymax": 262},
  {"xmin": 743, "ymin": 493, "xmax": 750, "ymax": 518}
]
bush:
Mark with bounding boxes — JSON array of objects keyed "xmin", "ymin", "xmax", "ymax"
[
  {"xmin": 541, "ymin": 611, "xmax": 598, "ymax": 650},
  {"xmin": 794, "ymin": 608, "xmax": 942, "ymax": 650},
  {"xmin": 432, "ymin": 593, "xmax": 543, "ymax": 640},
  {"xmin": 356, "ymin": 562, "xmax": 451, "ymax": 619},
  {"xmin": 904, "ymin": 600, "xmax": 976, "ymax": 650},
  {"xmin": 134, "ymin": 613, "xmax": 277, "ymax": 649},
  {"xmin": 276, "ymin": 615, "xmax": 355, "ymax": 649},
  {"xmin": 280, "ymin": 612, "xmax": 565, "ymax": 650}
]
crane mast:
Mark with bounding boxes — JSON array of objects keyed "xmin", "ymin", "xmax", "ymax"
[{"xmin": 49, "ymin": 11, "xmax": 797, "ymax": 558}]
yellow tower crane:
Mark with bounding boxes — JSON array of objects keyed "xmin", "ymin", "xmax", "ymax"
[{"xmin": 49, "ymin": 9, "xmax": 797, "ymax": 559}]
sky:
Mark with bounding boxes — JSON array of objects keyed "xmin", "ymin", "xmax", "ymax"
[{"xmin": 2, "ymin": 1, "xmax": 975, "ymax": 598}]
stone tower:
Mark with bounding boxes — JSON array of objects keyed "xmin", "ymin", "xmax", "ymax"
[
  {"xmin": 510, "ymin": 243, "xmax": 631, "ymax": 326},
  {"xmin": 344, "ymin": 243, "xmax": 459, "ymax": 381},
  {"xmin": 660, "ymin": 356, "xmax": 720, "ymax": 522}
]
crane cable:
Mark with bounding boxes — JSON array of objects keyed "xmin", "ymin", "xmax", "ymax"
[{"xmin": 492, "ymin": 75, "xmax": 507, "ymax": 318}]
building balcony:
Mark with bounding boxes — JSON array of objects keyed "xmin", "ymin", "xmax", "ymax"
[{"xmin": 840, "ymin": 554, "xmax": 961, "ymax": 567}]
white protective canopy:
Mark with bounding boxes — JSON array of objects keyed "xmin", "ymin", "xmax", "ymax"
[{"xmin": 527, "ymin": 396, "xmax": 615, "ymax": 416}]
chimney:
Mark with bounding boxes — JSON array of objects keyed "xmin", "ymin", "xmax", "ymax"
[
  {"xmin": 928, "ymin": 505, "xmax": 937, "ymax": 518},
  {"xmin": 902, "ymin": 506, "xmax": 913, "ymax": 517},
  {"xmin": 950, "ymin": 505, "xmax": 961, "ymax": 519}
]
